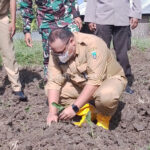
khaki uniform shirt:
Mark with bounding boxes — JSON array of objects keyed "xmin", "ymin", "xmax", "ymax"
[
  {"xmin": 0, "ymin": 0, "xmax": 10, "ymax": 17},
  {"xmin": 46, "ymin": 32, "xmax": 125, "ymax": 91},
  {"xmin": 84, "ymin": 0, "xmax": 141, "ymax": 26}
]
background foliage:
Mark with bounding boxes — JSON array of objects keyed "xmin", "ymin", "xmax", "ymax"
[{"xmin": 16, "ymin": 0, "xmax": 38, "ymax": 32}]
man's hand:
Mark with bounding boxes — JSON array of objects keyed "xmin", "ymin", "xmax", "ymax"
[
  {"xmin": 59, "ymin": 105, "xmax": 76, "ymax": 120},
  {"xmin": 130, "ymin": 18, "xmax": 138, "ymax": 29},
  {"xmin": 47, "ymin": 112, "xmax": 58, "ymax": 126},
  {"xmin": 9, "ymin": 22, "xmax": 16, "ymax": 38},
  {"xmin": 25, "ymin": 33, "xmax": 33, "ymax": 47},
  {"xmin": 74, "ymin": 17, "xmax": 82, "ymax": 30},
  {"xmin": 88, "ymin": 22, "xmax": 96, "ymax": 32}
]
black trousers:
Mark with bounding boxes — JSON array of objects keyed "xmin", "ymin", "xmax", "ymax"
[{"xmin": 95, "ymin": 25, "xmax": 133, "ymax": 86}]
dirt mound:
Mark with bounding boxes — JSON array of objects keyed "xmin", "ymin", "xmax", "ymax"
[{"xmin": 0, "ymin": 48, "xmax": 150, "ymax": 150}]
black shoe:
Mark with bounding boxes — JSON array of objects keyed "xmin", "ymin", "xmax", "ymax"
[
  {"xmin": 127, "ymin": 74, "xmax": 135, "ymax": 87},
  {"xmin": 125, "ymin": 85, "xmax": 134, "ymax": 94},
  {"xmin": 13, "ymin": 91, "xmax": 27, "ymax": 101}
]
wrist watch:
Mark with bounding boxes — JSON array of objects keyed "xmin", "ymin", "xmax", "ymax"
[{"xmin": 72, "ymin": 104, "xmax": 79, "ymax": 113}]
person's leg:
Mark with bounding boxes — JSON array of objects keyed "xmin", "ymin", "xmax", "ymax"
[
  {"xmin": 112, "ymin": 26, "xmax": 134, "ymax": 87},
  {"xmin": 40, "ymin": 28, "xmax": 52, "ymax": 79},
  {"xmin": 0, "ymin": 22, "xmax": 21, "ymax": 91},
  {"xmin": 93, "ymin": 76, "xmax": 126, "ymax": 116},
  {"xmin": 94, "ymin": 24, "xmax": 113, "ymax": 48},
  {"xmin": 60, "ymin": 82, "xmax": 81, "ymax": 107},
  {"xmin": 0, "ymin": 21, "xmax": 26, "ymax": 100}
]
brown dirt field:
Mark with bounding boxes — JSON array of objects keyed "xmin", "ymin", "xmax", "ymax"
[{"xmin": 0, "ymin": 48, "xmax": 150, "ymax": 150}]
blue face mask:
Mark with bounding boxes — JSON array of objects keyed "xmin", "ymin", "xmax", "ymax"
[{"xmin": 58, "ymin": 49, "xmax": 73, "ymax": 64}]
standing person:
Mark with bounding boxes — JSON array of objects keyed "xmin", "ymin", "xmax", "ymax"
[
  {"xmin": 76, "ymin": 0, "xmax": 91, "ymax": 33},
  {"xmin": 84, "ymin": 0, "xmax": 142, "ymax": 94},
  {"xmin": 0, "ymin": 0, "xmax": 27, "ymax": 100},
  {"xmin": 45, "ymin": 28, "xmax": 127, "ymax": 129},
  {"xmin": 20, "ymin": 0, "xmax": 82, "ymax": 79}
]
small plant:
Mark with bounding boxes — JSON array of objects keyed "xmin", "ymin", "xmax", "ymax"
[
  {"xmin": 85, "ymin": 111, "xmax": 94, "ymax": 138},
  {"xmin": 52, "ymin": 102, "xmax": 65, "ymax": 114},
  {"xmin": 52, "ymin": 102, "xmax": 94, "ymax": 137},
  {"xmin": 24, "ymin": 105, "xmax": 31, "ymax": 113}
]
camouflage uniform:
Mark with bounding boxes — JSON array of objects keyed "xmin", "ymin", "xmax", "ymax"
[{"xmin": 20, "ymin": 0, "xmax": 79, "ymax": 76}]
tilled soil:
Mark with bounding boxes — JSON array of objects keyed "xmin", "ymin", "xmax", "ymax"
[{"xmin": 0, "ymin": 48, "xmax": 150, "ymax": 150}]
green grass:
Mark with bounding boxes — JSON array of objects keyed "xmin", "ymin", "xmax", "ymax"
[
  {"xmin": 132, "ymin": 37, "xmax": 150, "ymax": 51},
  {"xmin": 147, "ymin": 145, "xmax": 150, "ymax": 150},
  {"xmin": 0, "ymin": 37, "xmax": 149, "ymax": 67},
  {"xmin": 14, "ymin": 39, "xmax": 43, "ymax": 66},
  {"xmin": 1, "ymin": 39, "xmax": 42, "ymax": 66},
  {"xmin": 0, "ymin": 39, "xmax": 42, "ymax": 66},
  {"xmin": 110, "ymin": 37, "xmax": 150, "ymax": 51}
]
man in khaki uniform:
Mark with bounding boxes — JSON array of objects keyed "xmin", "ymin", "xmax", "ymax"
[
  {"xmin": 0, "ymin": 0, "xmax": 27, "ymax": 100},
  {"xmin": 46, "ymin": 28, "xmax": 127, "ymax": 127}
]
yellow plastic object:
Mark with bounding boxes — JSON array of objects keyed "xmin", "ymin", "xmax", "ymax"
[
  {"xmin": 96, "ymin": 113, "xmax": 111, "ymax": 130},
  {"xmin": 73, "ymin": 103, "xmax": 96, "ymax": 127},
  {"xmin": 73, "ymin": 103, "xmax": 111, "ymax": 130}
]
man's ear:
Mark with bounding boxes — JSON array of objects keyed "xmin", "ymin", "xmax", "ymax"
[{"xmin": 70, "ymin": 37, "xmax": 75, "ymax": 46}]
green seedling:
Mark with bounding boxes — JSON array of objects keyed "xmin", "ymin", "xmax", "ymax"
[
  {"xmin": 85, "ymin": 111, "xmax": 94, "ymax": 138},
  {"xmin": 25, "ymin": 105, "xmax": 31, "ymax": 113},
  {"xmin": 52, "ymin": 102, "xmax": 94, "ymax": 137},
  {"xmin": 52, "ymin": 102, "xmax": 65, "ymax": 114}
]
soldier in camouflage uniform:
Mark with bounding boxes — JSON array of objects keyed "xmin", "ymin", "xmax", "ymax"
[{"xmin": 20, "ymin": 0, "xmax": 82, "ymax": 78}]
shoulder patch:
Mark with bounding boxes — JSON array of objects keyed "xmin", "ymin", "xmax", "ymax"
[{"xmin": 91, "ymin": 51, "xmax": 97, "ymax": 59}]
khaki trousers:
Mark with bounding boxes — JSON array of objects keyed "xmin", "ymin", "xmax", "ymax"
[
  {"xmin": 60, "ymin": 76, "xmax": 127, "ymax": 116},
  {"xmin": 0, "ymin": 16, "xmax": 21, "ymax": 91}
]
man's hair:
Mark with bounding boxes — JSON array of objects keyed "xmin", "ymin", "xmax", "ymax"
[{"xmin": 49, "ymin": 28, "xmax": 74, "ymax": 44}]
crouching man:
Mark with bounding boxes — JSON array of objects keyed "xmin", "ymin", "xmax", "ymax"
[{"xmin": 45, "ymin": 28, "xmax": 127, "ymax": 129}]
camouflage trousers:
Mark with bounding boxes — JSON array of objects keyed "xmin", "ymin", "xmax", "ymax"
[{"xmin": 39, "ymin": 22, "xmax": 79, "ymax": 77}]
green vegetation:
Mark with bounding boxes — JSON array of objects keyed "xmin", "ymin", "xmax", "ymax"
[
  {"xmin": 85, "ymin": 111, "xmax": 94, "ymax": 138},
  {"xmin": 147, "ymin": 145, "xmax": 150, "ymax": 150},
  {"xmin": 14, "ymin": 39, "xmax": 43, "ymax": 66},
  {"xmin": 16, "ymin": 13, "xmax": 24, "ymax": 32},
  {"xmin": 0, "ymin": 39, "xmax": 43, "ymax": 67},
  {"xmin": 52, "ymin": 102, "xmax": 94, "ymax": 137},
  {"xmin": 16, "ymin": 12, "xmax": 38, "ymax": 32},
  {"xmin": 0, "ymin": 37, "xmax": 149, "ymax": 67},
  {"xmin": 110, "ymin": 37, "xmax": 150, "ymax": 51},
  {"xmin": 52, "ymin": 102, "xmax": 65, "ymax": 114},
  {"xmin": 16, "ymin": 0, "xmax": 38, "ymax": 32},
  {"xmin": 24, "ymin": 105, "xmax": 31, "ymax": 113},
  {"xmin": 132, "ymin": 37, "xmax": 150, "ymax": 51}
]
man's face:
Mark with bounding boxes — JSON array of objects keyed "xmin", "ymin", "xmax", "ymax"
[{"xmin": 50, "ymin": 37, "xmax": 76, "ymax": 63}]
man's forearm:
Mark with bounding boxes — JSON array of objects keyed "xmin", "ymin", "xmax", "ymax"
[
  {"xmin": 74, "ymin": 84, "xmax": 98, "ymax": 108},
  {"xmin": 10, "ymin": 0, "xmax": 16, "ymax": 24},
  {"xmin": 48, "ymin": 89, "xmax": 60, "ymax": 114}
]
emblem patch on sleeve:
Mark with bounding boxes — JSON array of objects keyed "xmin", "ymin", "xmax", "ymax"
[{"xmin": 91, "ymin": 51, "xmax": 97, "ymax": 59}]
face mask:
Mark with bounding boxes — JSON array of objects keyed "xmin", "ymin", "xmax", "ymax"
[{"xmin": 58, "ymin": 49, "xmax": 74, "ymax": 64}]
